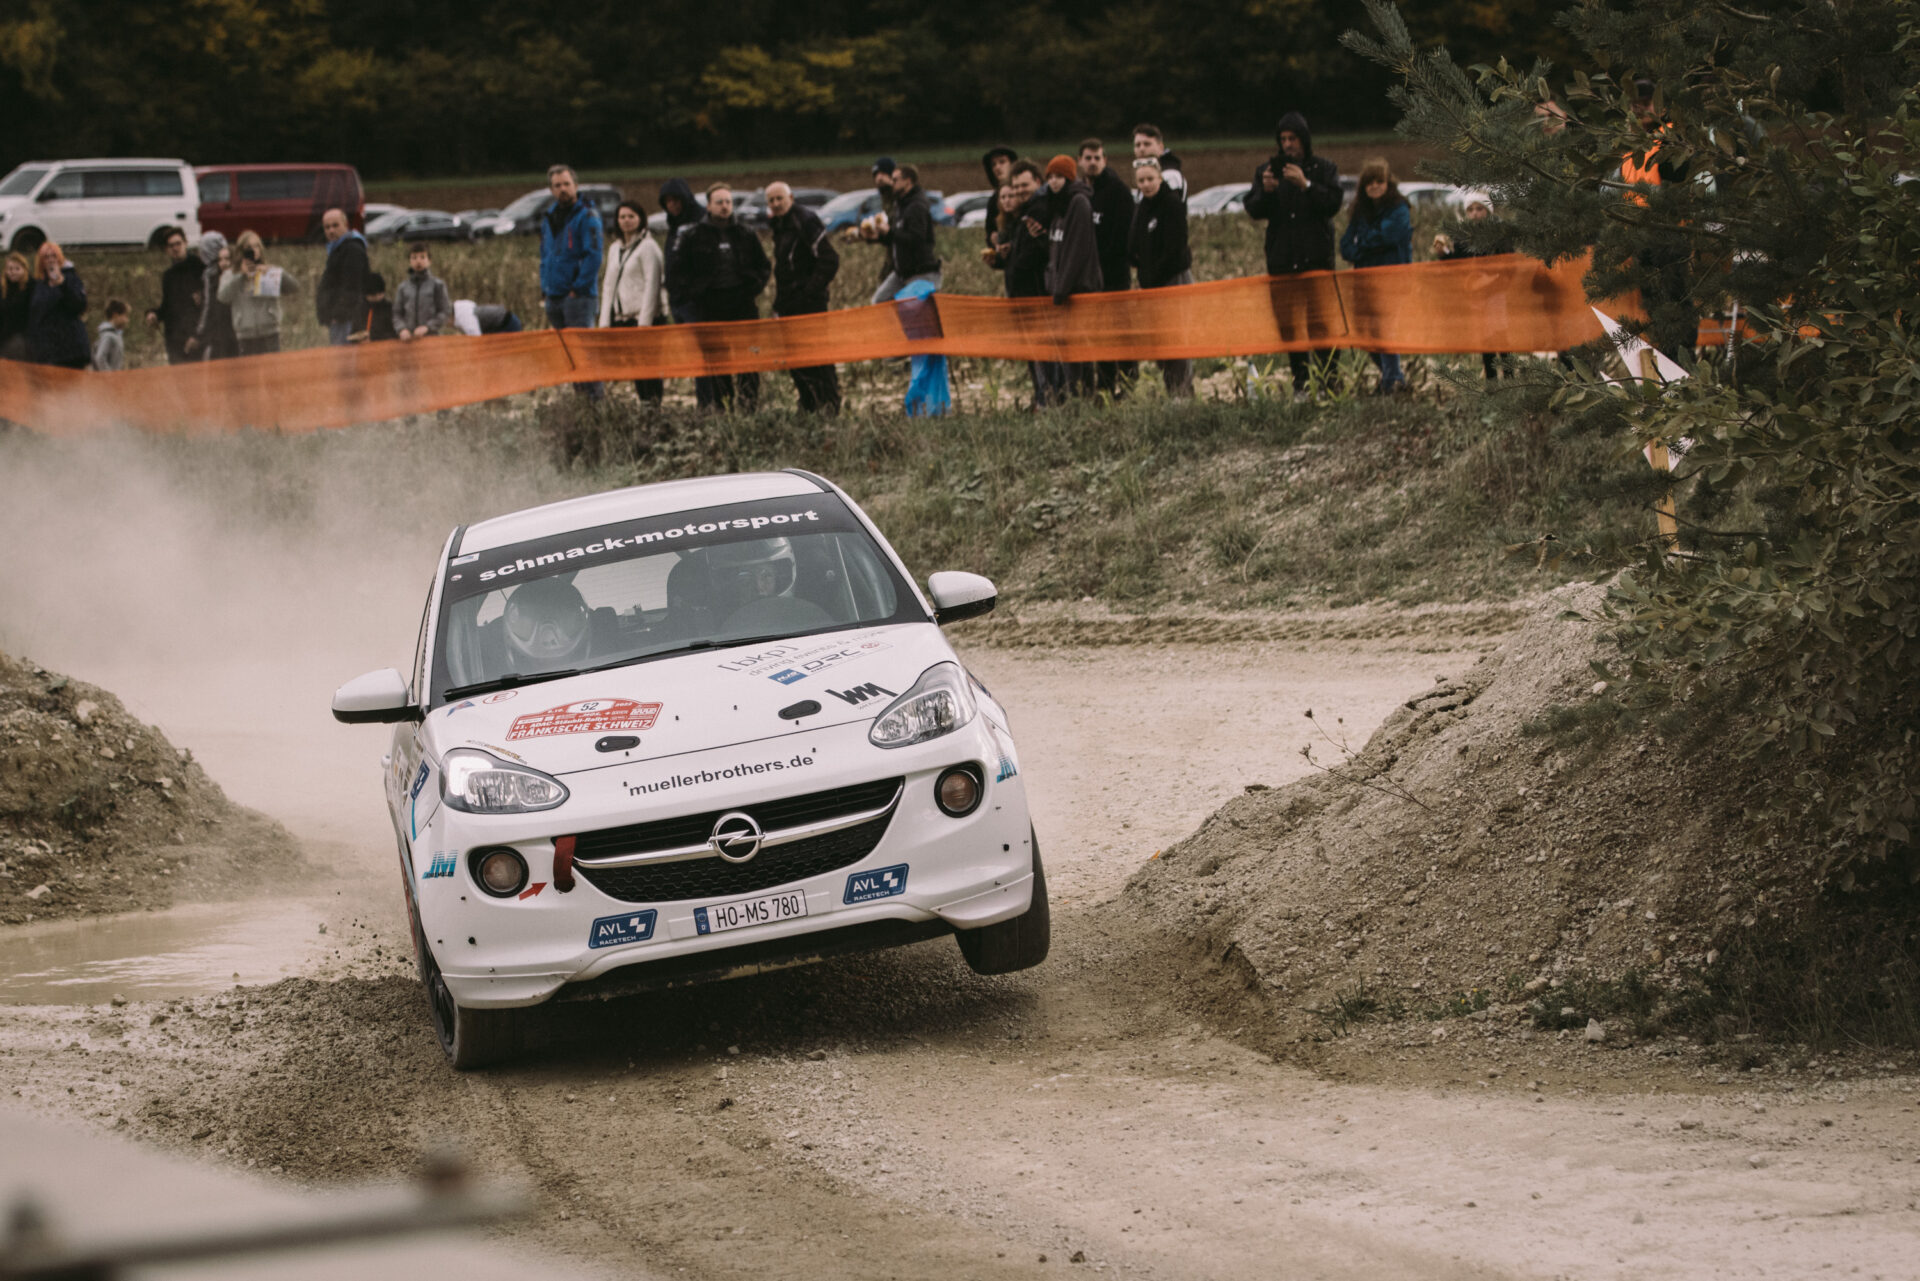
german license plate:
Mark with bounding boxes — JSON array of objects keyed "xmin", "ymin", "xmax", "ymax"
[{"xmin": 694, "ymin": 889, "xmax": 809, "ymax": 936}]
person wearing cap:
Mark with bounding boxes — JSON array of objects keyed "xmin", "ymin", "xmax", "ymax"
[
  {"xmin": 871, "ymin": 162, "xmax": 941, "ymax": 305},
  {"xmin": 1245, "ymin": 110, "xmax": 1343, "ymax": 399},
  {"xmin": 1037, "ymin": 153, "xmax": 1102, "ymax": 403},
  {"xmin": 1432, "ymin": 195, "xmax": 1514, "ymax": 381},
  {"xmin": 870, "ymin": 157, "xmax": 900, "ymax": 224}
]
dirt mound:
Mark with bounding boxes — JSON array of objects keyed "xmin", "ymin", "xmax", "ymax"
[
  {"xmin": 1125, "ymin": 584, "xmax": 1828, "ymax": 1045},
  {"xmin": 0, "ymin": 651, "xmax": 305, "ymax": 923}
]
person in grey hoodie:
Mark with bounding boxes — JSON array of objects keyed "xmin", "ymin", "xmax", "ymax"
[
  {"xmin": 191, "ymin": 232, "xmax": 239, "ymax": 360},
  {"xmin": 393, "ymin": 242, "xmax": 452, "ymax": 340},
  {"xmin": 92, "ymin": 299, "xmax": 129, "ymax": 371}
]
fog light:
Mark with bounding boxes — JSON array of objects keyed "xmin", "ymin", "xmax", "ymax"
[
  {"xmin": 935, "ymin": 765, "xmax": 983, "ymax": 817},
  {"xmin": 471, "ymin": 847, "xmax": 528, "ymax": 897}
]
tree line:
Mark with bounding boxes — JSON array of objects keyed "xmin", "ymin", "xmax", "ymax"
[{"xmin": 0, "ymin": 0, "xmax": 1573, "ymax": 178}]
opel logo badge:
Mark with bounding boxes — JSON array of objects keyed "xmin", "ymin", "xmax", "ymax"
[{"xmin": 710, "ymin": 811, "xmax": 764, "ymax": 863}]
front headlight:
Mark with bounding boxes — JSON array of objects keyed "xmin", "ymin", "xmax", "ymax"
[
  {"xmin": 440, "ymin": 748, "xmax": 570, "ymax": 814},
  {"xmin": 869, "ymin": 662, "xmax": 977, "ymax": 749}
]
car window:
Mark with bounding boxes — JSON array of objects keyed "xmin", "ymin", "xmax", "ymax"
[
  {"xmin": 82, "ymin": 169, "xmax": 185, "ymax": 198},
  {"xmin": 434, "ymin": 495, "xmax": 921, "ymax": 701},
  {"xmin": 40, "ymin": 171, "xmax": 83, "ymax": 201},
  {"xmin": 236, "ymin": 171, "xmax": 317, "ymax": 201},
  {"xmin": 199, "ymin": 173, "xmax": 231, "ymax": 203},
  {"xmin": 0, "ymin": 167, "xmax": 48, "ymax": 198}
]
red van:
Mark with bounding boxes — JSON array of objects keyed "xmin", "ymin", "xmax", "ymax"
[{"xmin": 194, "ymin": 163, "xmax": 364, "ymax": 243}]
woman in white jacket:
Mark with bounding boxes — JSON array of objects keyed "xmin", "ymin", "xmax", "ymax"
[{"xmin": 599, "ymin": 199, "xmax": 666, "ymax": 404}]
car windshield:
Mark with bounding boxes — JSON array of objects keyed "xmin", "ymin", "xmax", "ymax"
[
  {"xmin": 433, "ymin": 494, "xmax": 923, "ymax": 703},
  {"xmin": 0, "ymin": 166, "xmax": 48, "ymax": 198}
]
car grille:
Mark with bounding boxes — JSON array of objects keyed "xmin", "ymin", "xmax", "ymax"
[{"xmin": 570, "ymin": 776, "xmax": 904, "ymax": 904}]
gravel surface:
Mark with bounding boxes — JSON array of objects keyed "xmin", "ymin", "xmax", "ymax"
[{"xmin": 4, "ymin": 623, "xmax": 1918, "ymax": 1279}]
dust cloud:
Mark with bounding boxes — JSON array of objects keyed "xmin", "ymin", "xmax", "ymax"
[{"xmin": 0, "ymin": 419, "xmax": 574, "ymax": 854}]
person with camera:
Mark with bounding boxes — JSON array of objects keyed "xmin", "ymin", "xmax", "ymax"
[
  {"xmin": 217, "ymin": 230, "xmax": 300, "ymax": 356},
  {"xmin": 1244, "ymin": 110, "xmax": 1343, "ymax": 399}
]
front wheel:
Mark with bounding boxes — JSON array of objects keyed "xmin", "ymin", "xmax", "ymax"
[
  {"xmin": 9, "ymin": 227, "xmax": 45, "ymax": 256},
  {"xmin": 956, "ymin": 832, "xmax": 1051, "ymax": 975},
  {"xmin": 415, "ymin": 914, "xmax": 523, "ymax": 1069}
]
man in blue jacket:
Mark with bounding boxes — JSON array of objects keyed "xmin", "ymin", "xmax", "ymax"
[{"xmin": 539, "ymin": 164, "xmax": 604, "ymax": 399}]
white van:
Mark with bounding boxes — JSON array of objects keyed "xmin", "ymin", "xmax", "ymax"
[{"xmin": 0, "ymin": 159, "xmax": 201, "ymax": 254}]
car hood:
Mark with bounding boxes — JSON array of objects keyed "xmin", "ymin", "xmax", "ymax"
[{"xmin": 425, "ymin": 621, "xmax": 951, "ymax": 777}]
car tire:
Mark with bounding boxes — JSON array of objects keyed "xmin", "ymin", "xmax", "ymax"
[
  {"xmin": 414, "ymin": 913, "xmax": 523, "ymax": 1070},
  {"xmin": 956, "ymin": 832, "xmax": 1051, "ymax": 975},
  {"xmin": 9, "ymin": 227, "xmax": 45, "ymax": 256}
]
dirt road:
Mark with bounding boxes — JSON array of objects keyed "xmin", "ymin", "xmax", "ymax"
[{"xmin": 5, "ymin": 635, "xmax": 1918, "ymax": 1280}]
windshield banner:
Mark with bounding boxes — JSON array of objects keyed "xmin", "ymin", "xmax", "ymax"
[{"xmin": 443, "ymin": 494, "xmax": 863, "ymax": 603}]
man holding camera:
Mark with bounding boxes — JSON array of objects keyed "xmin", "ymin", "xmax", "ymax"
[{"xmin": 1244, "ymin": 110, "xmax": 1343, "ymax": 399}]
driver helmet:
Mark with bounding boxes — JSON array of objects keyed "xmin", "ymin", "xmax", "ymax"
[
  {"xmin": 708, "ymin": 537, "xmax": 796, "ymax": 604},
  {"xmin": 503, "ymin": 577, "xmax": 590, "ymax": 667}
]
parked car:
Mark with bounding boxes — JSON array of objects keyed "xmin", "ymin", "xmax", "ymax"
[
  {"xmin": 943, "ymin": 190, "xmax": 994, "ymax": 227},
  {"xmin": 1400, "ymin": 182, "xmax": 1471, "ymax": 213},
  {"xmin": 366, "ymin": 209, "xmax": 470, "ymax": 244},
  {"xmin": 332, "ymin": 470, "xmax": 1048, "ymax": 1068},
  {"xmin": 733, "ymin": 186, "xmax": 840, "ymax": 230},
  {"xmin": 818, "ymin": 189, "xmax": 957, "ymax": 234},
  {"xmin": 474, "ymin": 184, "xmax": 623, "ymax": 238},
  {"xmin": 0, "ymin": 158, "xmax": 201, "ymax": 254},
  {"xmin": 1188, "ymin": 183, "xmax": 1248, "ymax": 218},
  {"xmin": 365, "ymin": 202, "xmax": 408, "ymax": 222},
  {"xmin": 453, "ymin": 208, "xmax": 501, "ymax": 229},
  {"xmin": 195, "ymin": 163, "xmax": 363, "ymax": 242}
]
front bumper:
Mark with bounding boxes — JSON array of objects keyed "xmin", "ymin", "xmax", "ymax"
[{"xmin": 413, "ymin": 721, "xmax": 1033, "ymax": 1008}]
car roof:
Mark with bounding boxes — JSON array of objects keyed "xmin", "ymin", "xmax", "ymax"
[
  {"xmin": 458, "ymin": 472, "xmax": 828, "ymax": 555},
  {"xmin": 19, "ymin": 158, "xmax": 189, "ymax": 169},
  {"xmin": 194, "ymin": 163, "xmax": 359, "ymax": 173}
]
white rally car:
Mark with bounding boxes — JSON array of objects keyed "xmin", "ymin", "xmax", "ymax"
[{"xmin": 332, "ymin": 471, "xmax": 1046, "ymax": 1067}]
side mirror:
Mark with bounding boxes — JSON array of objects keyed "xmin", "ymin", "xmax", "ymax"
[
  {"xmin": 331, "ymin": 668, "xmax": 422, "ymax": 724},
  {"xmin": 927, "ymin": 571, "xmax": 997, "ymax": 626}
]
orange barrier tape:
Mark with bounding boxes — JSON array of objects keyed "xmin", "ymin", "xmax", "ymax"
[{"xmin": 0, "ymin": 254, "xmax": 1698, "ymax": 436}]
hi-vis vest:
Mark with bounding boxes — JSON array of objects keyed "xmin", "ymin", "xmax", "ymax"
[{"xmin": 1621, "ymin": 141, "xmax": 1664, "ymax": 205}]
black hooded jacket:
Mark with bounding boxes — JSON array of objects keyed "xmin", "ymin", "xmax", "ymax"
[
  {"xmin": 150, "ymin": 255, "xmax": 205, "ymax": 353},
  {"xmin": 658, "ymin": 178, "xmax": 702, "ymax": 309},
  {"xmin": 1044, "ymin": 180, "xmax": 1103, "ymax": 303},
  {"xmin": 1085, "ymin": 166, "xmax": 1134, "ymax": 292},
  {"xmin": 881, "ymin": 184, "xmax": 940, "ymax": 278},
  {"xmin": 1003, "ymin": 192, "xmax": 1051, "ymax": 299},
  {"xmin": 1243, "ymin": 111, "xmax": 1343, "ymax": 275},
  {"xmin": 771, "ymin": 202, "xmax": 840, "ymax": 316},
  {"xmin": 1129, "ymin": 182, "xmax": 1190, "ymax": 289}
]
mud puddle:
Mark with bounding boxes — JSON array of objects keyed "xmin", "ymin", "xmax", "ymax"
[{"xmin": 0, "ymin": 897, "xmax": 337, "ymax": 1004}]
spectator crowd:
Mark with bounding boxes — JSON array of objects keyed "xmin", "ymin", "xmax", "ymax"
[{"xmin": 0, "ymin": 111, "xmax": 1538, "ymax": 411}]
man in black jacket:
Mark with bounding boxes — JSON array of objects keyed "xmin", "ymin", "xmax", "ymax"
[
  {"xmin": 1244, "ymin": 110, "xmax": 1343, "ymax": 398},
  {"xmin": 1079, "ymin": 138, "xmax": 1136, "ymax": 396},
  {"xmin": 315, "ymin": 208, "xmax": 370, "ymax": 347},
  {"xmin": 993, "ymin": 161, "xmax": 1051, "ymax": 409},
  {"xmin": 872, "ymin": 163, "xmax": 941, "ymax": 304},
  {"xmin": 658, "ymin": 176, "xmax": 716, "ymax": 407},
  {"xmin": 676, "ymin": 183, "xmax": 771, "ymax": 412},
  {"xmin": 1132, "ymin": 124, "xmax": 1186, "ymax": 198},
  {"xmin": 144, "ymin": 227, "xmax": 203, "ymax": 364},
  {"xmin": 767, "ymin": 181, "xmax": 841, "ymax": 415}
]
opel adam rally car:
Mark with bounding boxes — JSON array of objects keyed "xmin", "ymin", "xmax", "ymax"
[{"xmin": 332, "ymin": 471, "xmax": 1046, "ymax": 1067}]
